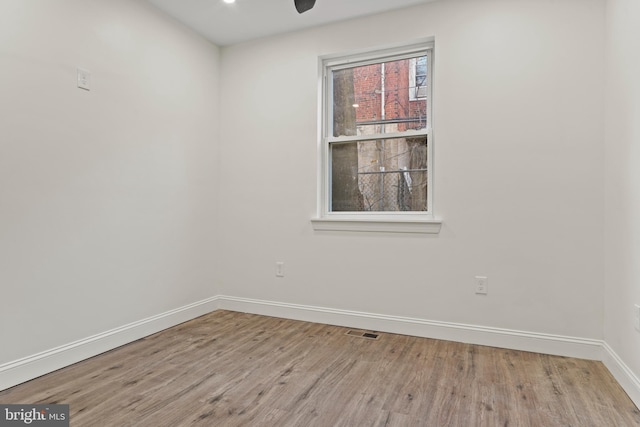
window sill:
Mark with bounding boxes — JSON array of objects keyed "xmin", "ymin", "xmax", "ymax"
[{"xmin": 311, "ymin": 217, "xmax": 442, "ymax": 234}]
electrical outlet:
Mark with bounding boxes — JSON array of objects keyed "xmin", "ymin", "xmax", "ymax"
[
  {"xmin": 634, "ymin": 304, "xmax": 640, "ymax": 332},
  {"xmin": 276, "ymin": 262, "xmax": 284, "ymax": 277},
  {"xmin": 475, "ymin": 276, "xmax": 488, "ymax": 295}
]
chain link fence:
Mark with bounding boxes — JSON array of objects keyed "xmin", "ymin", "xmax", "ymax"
[{"xmin": 358, "ymin": 168, "xmax": 428, "ymax": 211}]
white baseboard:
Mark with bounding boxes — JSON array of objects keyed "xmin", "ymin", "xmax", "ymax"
[
  {"xmin": 2, "ymin": 294, "xmax": 639, "ymax": 410},
  {"xmin": 216, "ymin": 295, "xmax": 603, "ymax": 359},
  {"xmin": 602, "ymin": 342, "xmax": 640, "ymax": 408},
  {"xmin": 0, "ymin": 296, "xmax": 220, "ymax": 392},
  {"xmin": 217, "ymin": 295, "xmax": 640, "ymax": 408}
]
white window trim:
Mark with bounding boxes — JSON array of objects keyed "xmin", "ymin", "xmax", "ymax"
[{"xmin": 312, "ymin": 40, "xmax": 441, "ymax": 234}]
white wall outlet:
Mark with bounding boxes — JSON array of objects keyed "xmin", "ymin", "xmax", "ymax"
[
  {"xmin": 275, "ymin": 262, "xmax": 284, "ymax": 277},
  {"xmin": 475, "ymin": 276, "xmax": 488, "ymax": 295},
  {"xmin": 634, "ymin": 304, "xmax": 640, "ymax": 332},
  {"xmin": 77, "ymin": 67, "xmax": 91, "ymax": 90}
]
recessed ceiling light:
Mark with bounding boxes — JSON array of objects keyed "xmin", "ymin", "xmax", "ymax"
[{"xmin": 223, "ymin": 0, "xmax": 235, "ymax": 4}]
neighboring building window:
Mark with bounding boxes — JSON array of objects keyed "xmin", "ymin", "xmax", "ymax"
[
  {"xmin": 409, "ymin": 56, "xmax": 428, "ymax": 100},
  {"xmin": 318, "ymin": 42, "xmax": 433, "ymax": 220}
]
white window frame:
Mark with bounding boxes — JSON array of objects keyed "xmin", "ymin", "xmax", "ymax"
[{"xmin": 311, "ymin": 41, "xmax": 441, "ymax": 234}]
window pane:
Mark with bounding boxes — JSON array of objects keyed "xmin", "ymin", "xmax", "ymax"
[
  {"xmin": 331, "ymin": 136, "xmax": 428, "ymax": 212},
  {"xmin": 332, "ymin": 55, "xmax": 428, "ymax": 138}
]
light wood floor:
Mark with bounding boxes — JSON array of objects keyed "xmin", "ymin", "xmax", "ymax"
[{"xmin": 1, "ymin": 310, "xmax": 639, "ymax": 426}]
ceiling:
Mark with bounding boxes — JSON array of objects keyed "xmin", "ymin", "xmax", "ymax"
[{"xmin": 147, "ymin": 0, "xmax": 436, "ymax": 46}]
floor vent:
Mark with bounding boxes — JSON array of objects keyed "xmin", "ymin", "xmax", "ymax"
[{"xmin": 345, "ymin": 330, "xmax": 380, "ymax": 340}]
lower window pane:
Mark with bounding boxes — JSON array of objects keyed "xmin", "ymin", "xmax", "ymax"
[{"xmin": 331, "ymin": 136, "xmax": 428, "ymax": 212}]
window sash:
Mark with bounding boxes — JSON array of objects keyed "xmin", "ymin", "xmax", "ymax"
[
  {"xmin": 324, "ymin": 48, "xmax": 432, "ymax": 143},
  {"xmin": 326, "ymin": 129, "xmax": 428, "ymax": 145},
  {"xmin": 328, "ymin": 135, "xmax": 430, "ymax": 213}
]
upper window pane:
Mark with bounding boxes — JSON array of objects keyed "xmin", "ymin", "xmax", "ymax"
[{"xmin": 332, "ymin": 55, "xmax": 428, "ymax": 138}]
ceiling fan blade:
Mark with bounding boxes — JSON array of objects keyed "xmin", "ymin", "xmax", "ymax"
[{"xmin": 295, "ymin": 0, "xmax": 316, "ymax": 14}]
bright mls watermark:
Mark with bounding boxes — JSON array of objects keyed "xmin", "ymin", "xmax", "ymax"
[{"xmin": 0, "ymin": 405, "xmax": 68, "ymax": 426}]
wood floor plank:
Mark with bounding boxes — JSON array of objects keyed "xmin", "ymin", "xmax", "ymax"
[{"xmin": 1, "ymin": 310, "xmax": 639, "ymax": 426}]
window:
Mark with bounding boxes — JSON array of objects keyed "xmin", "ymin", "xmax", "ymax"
[
  {"xmin": 312, "ymin": 41, "xmax": 441, "ymax": 233},
  {"xmin": 409, "ymin": 56, "xmax": 428, "ymax": 100}
]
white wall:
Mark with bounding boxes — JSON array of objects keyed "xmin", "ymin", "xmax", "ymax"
[
  {"xmin": 218, "ymin": 0, "xmax": 605, "ymax": 339},
  {"xmin": 0, "ymin": 0, "xmax": 220, "ymax": 364},
  {"xmin": 604, "ymin": 0, "xmax": 640, "ymax": 398}
]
